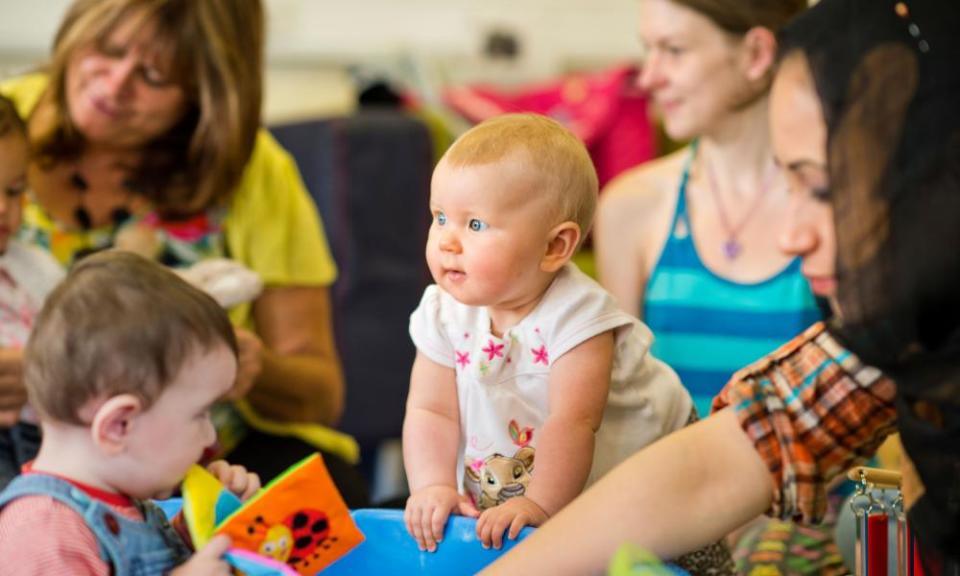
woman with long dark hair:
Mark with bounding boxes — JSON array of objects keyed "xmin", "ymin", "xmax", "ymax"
[{"xmin": 485, "ymin": 0, "xmax": 960, "ymax": 572}]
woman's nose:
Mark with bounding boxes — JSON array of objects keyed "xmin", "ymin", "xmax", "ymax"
[
  {"xmin": 638, "ymin": 52, "xmax": 663, "ymax": 93},
  {"xmin": 778, "ymin": 197, "xmax": 819, "ymax": 258},
  {"xmin": 102, "ymin": 58, "xmax": 138, "ymax": 100}
]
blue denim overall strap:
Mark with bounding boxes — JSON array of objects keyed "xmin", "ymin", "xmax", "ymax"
[{"xmin": 0, "ymin": 473, "xmax": 191, "ymax": 575}]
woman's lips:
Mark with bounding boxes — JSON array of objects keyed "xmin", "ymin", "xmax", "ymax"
[
  {"xmin": 656, "ymin": 98, "xmax": 681, "ymax": 114},
  {"xmin": 91, "ymin": 96, "xmax": 122, "ymax": 119},
  {"xmin": 805, "ymin": 275, "xmax": 837, "ymax": 296}
]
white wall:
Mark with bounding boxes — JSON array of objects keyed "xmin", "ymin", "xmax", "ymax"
[{"xmin": 0, "ymin": 0, "xmax": 643, "ymax": 121}]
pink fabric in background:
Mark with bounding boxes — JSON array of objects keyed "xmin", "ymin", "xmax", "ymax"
[{"xmin": 444, "ymin": 65, "xmax": 656, "ymax": 188}]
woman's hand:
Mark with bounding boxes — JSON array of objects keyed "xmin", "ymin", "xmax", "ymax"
[
  {"xmin": 227, "ymin": 328, "xmax": 263, "ymax": 401},
  {"xmin": 0, "ymin": 348, "xmax": 26, "ymax": 427}
]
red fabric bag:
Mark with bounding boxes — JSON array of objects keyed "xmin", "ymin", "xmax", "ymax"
[{"xmin": 444, "ymin": 65, "xmax": 656, "ymax": 188}]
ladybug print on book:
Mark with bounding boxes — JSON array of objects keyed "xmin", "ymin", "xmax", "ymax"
[
  {"xmin": 246, "ymin": 509, "xmax": 340, "ymax": 571},
  {"xmin": 285, "ymin": 509, "xmax": 338, "ymax": 567}
]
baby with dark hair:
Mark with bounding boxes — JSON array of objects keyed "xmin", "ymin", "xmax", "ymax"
[{"xmin": 0, "ymin": 251, "xmax": 261, "ymax": 574}]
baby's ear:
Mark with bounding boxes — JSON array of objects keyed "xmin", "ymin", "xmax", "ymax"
[
  {"xmin": 90, "ymin": 394, "xmax": 144, "ymax": 455},
  {"xmin": 541, "ymin": 221, "xmax": 581, "ymax": 273}
]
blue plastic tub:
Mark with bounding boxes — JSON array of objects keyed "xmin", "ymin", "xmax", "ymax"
[
  {"xmin": 323, "ymin": 508, "xmax": 532, "ymax": 574},
  {"xmin": 156, "ymin": 500, "xmax": 687, "ymax": 574}
]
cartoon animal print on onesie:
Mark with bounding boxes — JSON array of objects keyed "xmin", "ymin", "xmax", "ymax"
[{"xmin": 464, "ymin": 446, "xmax": 536, "ymax": 511}]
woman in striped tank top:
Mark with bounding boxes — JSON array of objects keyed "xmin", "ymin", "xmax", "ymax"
[
  {"xmin": 594, "ymin": 1, "xmax": 838, "ymax": 573},
  {"xmin": 595, "ymin": 0, "xmax": 818, "ymax": 419}
]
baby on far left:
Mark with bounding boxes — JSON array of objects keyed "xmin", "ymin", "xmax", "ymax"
[
  {"xmin": 0, "ymin": 250, "xmax": 261, "ymax": 575},
  {"xmin": 0, "ymin": 94, "xmax": 66, "ymax": 486}
]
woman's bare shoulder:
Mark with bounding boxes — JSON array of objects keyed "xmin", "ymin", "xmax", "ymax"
[{"xmin": 598, "ymin": 148, "xmax": 689, "ymax": 226}]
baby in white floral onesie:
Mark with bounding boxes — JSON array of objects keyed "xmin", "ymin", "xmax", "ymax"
[{"xmin": 402, "ymin": 113, "xmax": 693, "ymax": 552}]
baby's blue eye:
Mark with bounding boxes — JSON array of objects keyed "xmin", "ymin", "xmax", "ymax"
[
  {"xmin": 436, "ymin": 212, "xmax": 447, "ymax": 225},
  {"xmin": 469, "ymin": 219, "xmax": 488, "ymax": 232}
]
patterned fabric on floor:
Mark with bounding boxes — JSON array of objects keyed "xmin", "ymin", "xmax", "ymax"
[{"xmin": 732, "ymin": 518, "xmax": 847, "ymax": 576}]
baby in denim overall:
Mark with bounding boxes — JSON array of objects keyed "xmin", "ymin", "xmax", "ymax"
[{"xmin": 0, "ymin": 252, "xmax": 260, "ymax": 575}]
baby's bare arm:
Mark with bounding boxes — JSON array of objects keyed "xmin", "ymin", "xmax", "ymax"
[
  {"xmin": 403, "ymin": 352, "xmax": 462, "ymax": 493},
  {"xmin": 403, "ymin": 352, "xmax": 471, "ymax": 551},
  {"xmin": 476, "ymin": 332, "xmax": 614, "ymax": 549},
  {"xmin": 523, "ymin": 331, "xmax": 613, "ymax": 516}
]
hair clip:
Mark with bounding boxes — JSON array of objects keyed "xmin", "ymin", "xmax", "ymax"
[{"xmin": 894, "ymin": 2, "xmax": 930, "ymax": 53}]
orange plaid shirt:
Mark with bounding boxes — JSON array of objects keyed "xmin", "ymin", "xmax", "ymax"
[{"xmin": 712, "ymin": 322, "xmax": 898, "ymax": 523}]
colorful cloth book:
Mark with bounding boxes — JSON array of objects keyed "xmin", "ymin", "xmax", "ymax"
[{"xmin": 182, "ymin": 453, "xmax": 364, "ymax": 575}]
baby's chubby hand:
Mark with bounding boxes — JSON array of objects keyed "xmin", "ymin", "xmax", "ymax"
[
  {"xmin": 404, "ymin": 485, "xmax": 479, "ymax": 552},
  {"xmin": 170, "ymin": 534, "xmax": 233, "ymax": 575},
  {"xmin": 476, "ymin": 496, "xmax": 547, "ymax": 550},
  {"xmin": 206, "ymin": 460, "xmax": 260, "ymax": 502}
]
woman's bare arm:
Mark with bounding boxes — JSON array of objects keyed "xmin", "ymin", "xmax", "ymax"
[
  {"xmin": 482, "ymin": 408, "xmax": 773, "ymax": 575},
  {"xmin": 244, "ymin": 285, "xmax": 344, "ymax": 425}
]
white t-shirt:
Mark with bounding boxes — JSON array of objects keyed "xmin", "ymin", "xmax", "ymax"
[
  {"xmin": 409, "ymin": 263, "xmax": 692, "ymax": 510},
  {"xmin": 0, "ymin": 240, "xmax": 64, "ymax": 425},
  {"xmin": 0, "ymin": 240, "xmax": 64, "ymax": 348}
]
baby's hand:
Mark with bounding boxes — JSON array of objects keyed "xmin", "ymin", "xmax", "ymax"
[
  {"xmin": 206, "ymin": 460, "xmax": 260, "ymax": 502},
  {"xmin": 476, "ymin": 496, "xmax": 547, "ymax": 550},
  {"xmin": 404, "ymin": 485, "xmax": 479, "ymax": 552},
  {"xmin": 170, "ymin": 534, "xmax": 232, "ymax": 575}
]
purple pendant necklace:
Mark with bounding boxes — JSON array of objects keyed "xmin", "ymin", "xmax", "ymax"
[{"xmin": 703, "ymin": 152, "xmax": 776, "ymax": 260}]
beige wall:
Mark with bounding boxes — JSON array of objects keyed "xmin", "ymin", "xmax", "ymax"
[{"xmin": 0, "ymin": 0, "xmax": 644, "ymax": 122}]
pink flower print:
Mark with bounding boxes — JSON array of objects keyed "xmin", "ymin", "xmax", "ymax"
[
  {"xmin": 482, "ymin": 340, "xmax": 505, "ymax": 361},
  {"xmin": 532, "ymin": 345, "xmax": 549, "ymax": 365},
  {"xmin": 456, "ymin": 350, "xmax": 471, "ymax": 368}
]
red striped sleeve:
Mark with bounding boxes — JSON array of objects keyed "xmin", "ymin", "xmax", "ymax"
[{"xmin": 0, "ymin": 495, "xmax": 142, "ymax": 575}]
